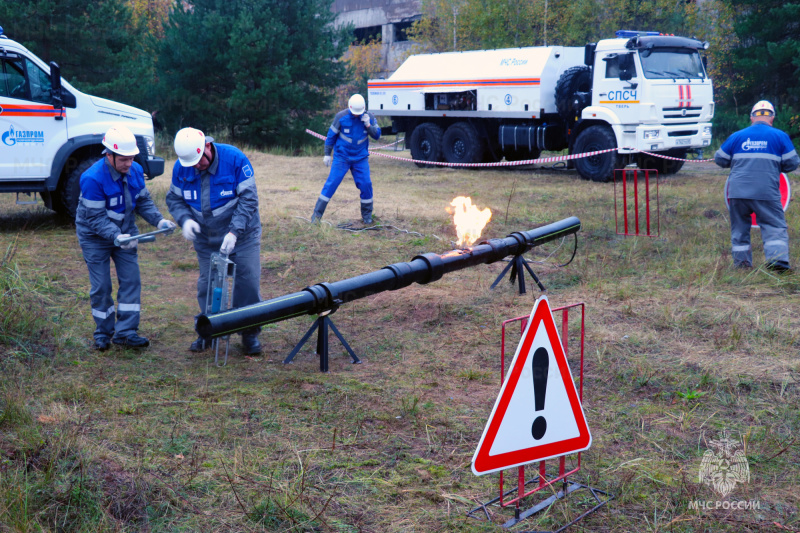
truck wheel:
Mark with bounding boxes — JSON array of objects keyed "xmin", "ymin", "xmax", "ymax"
[
  {"xmin": 55, "ymin": 156, "xmax": 101, "ymax": 219},
  {"xmin": 635, "ymin": 150, "xmax": 686, "ymax": 175},
  {"xmin": 555, "ymin": 66, "xmax": 592, "ymax": 121},
  {"xmin": 410, "ymin": 123, "xmax": 444, "ymax": 167},
  {"xmin": 573, "ymin": 125, "xmax": 620, "ymax": 182},
  {"xmin": 442, "ymin": 122, "xmax": 484, "ymax": 165}
]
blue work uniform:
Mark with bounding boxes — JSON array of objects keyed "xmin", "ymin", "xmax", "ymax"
[
  {"xmin": 317, "ymin": 110, "xmax": 381, "ymax": 221},
  {"xmin": 166, "ymin": 143, "xmax": 262, "ymax": 331},
  {"xmin": 75, "ymin": 158, "xmax": 165, "ymax": 342},
  {"xmin": 715, "ymin": 122, "xmax": 799, "ymax": 267}
]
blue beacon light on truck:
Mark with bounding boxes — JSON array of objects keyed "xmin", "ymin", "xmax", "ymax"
[{"xmin": 615, "ymin": 30, "xmax": 660, "ymax": 38}]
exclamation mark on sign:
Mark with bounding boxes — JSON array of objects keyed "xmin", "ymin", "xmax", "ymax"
[{"xmin": 531, "ymin": 347, "xmax": 549, "ymax": 440}]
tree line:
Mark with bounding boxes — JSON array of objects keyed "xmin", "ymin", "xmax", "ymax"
[{"xmin": 2, "ymin": 0, "xmax": 798, "ymax": 146}]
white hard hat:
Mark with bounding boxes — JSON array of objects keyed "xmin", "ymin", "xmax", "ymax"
[
  {"xmin": 102, "ymin": 125, "xmax": 139, "ymax": 156},
  {"xmin": 751, "ymin": 100, "xmax": 775, "ymax": 117},
  {"xmin": 174, "ymin": 127, "xmax": 208, "ymax": 167},
  {"xmin": 348, "ymin": 94, "xmax": 366, "ymax": 115}
]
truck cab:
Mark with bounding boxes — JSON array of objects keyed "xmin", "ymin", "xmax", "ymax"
[
  {"xmin": 573, "ymin": 31, "xmax": 713, "ymax": 179},
  {"xmin": 0, "ymin": 26, "xmax": 164, "ymax": 217}
]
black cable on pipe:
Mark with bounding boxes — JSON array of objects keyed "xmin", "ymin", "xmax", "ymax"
[{"xmin": 196, "ymin": 216, "xmax": 580, "ymax": 338}]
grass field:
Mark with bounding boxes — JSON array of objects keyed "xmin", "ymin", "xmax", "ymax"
[{"xmin": 0, "ymin": 145, "xmax": 799, "ymax": 532}]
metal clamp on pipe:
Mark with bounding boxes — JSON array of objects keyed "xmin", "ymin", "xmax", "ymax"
[{"xmin": 114, "ymin": 227, "xmax": 175, "ymax": 247}]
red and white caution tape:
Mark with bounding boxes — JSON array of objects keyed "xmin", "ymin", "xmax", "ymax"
[{"xmin": 305, "ymin": 129, "xmax": 714, "ymax": 168}]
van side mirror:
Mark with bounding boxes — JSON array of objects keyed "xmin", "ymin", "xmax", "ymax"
[{"xmin": 49, "ymin": 61, "xmax": 63, "ymax": 110}]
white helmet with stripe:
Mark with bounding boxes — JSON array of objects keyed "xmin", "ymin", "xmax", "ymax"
[
  {"xmin": 751, "ymin": 100, "xmax": 775, "ymax": 117},
  {"xmin": 174, "ymin": 127, "xmax": 208, "ymax": 167},
  {"xmin": 102, "ymin": 125, "xmax": 139, "ymax": 156}
]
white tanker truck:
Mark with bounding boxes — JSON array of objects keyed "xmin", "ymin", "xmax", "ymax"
[{"xmin": 367, "ymin": 30, "xmax": 714, "ymax": 182}]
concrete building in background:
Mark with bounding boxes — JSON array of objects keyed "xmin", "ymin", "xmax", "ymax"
[{"xmin": 332, "ymin": 0, "xmax": 422, "ymax": 77}]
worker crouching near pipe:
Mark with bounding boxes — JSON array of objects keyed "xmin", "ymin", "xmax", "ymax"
[
  {"xmin": 76, "ymin": 125, "xmax": 177, "ymax": 351},
  {"xmin": 166, "ymin": 127, "xmax": 263, "ymax": 355}
]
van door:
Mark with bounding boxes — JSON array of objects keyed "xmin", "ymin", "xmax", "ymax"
[
  {"xmin": 594, "ymin": 51, "xmax": 641, "ymax": 124},
  {"xmin": 0, "ymin": 51, "xmax": 68, "ymax": 179}
]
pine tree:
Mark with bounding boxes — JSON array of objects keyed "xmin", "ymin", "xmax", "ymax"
[{"xmin": 158, "ymin": 0, "xmax": 351, "ymax": 145}]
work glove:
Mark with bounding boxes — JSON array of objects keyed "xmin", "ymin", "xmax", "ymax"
[
  {"xmin": 182, "ymin": 219, "xmax": 201, "ymax": 241},
  {"xmin": 220, "ymin": 232, "xmax": 237, "ymax": 255},
  {"xmin": 361, "ymin": 113, "xmax": 371, "ymax": 127},
  {"xmin": 323, "ymin": 155, "xmax": 332, "ymax": 167},
  {"xmin": 158, "ymin": 219, "xmax": 177, "ymax": 233},
  {"xmin": 118, "ymin": 234, "xmax": 137, "ymax": 250}
]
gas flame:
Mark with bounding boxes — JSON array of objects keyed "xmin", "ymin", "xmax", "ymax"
[{"xmin": 450, "ymin": 196, "xmax": 492, "ymax": 247}]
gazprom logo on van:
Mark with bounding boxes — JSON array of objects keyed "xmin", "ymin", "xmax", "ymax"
[{"xmin": 2, "ymin": 127, "xmax": 45, "ymax": 147}]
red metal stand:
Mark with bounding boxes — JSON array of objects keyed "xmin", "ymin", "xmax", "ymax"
[
  {"xmin": 614, "ymin": 168, "xmax": 660, "ymax": 237},
  {"xmin": 468, "ymin": 303, "xmax": 613, "ymax": 530}
]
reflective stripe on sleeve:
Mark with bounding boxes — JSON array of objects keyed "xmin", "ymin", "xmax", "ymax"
[
  {"xmin": 237, "ymin": 177, "xmax": 255, "ymax": 193},
  {"xmin": 212, "ymin": 198, "xmax": 239, "ymax": 218},
  {"xmin": 170, "ymin": 184, "xmax": 183, "ymax": 196},
  {"xmin": 106, "ymin": 210, "xmax": 125, "ymax": 221}
]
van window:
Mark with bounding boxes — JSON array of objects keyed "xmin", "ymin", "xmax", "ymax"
[
  {"xmin": 24, "ymin": 58, "xmax": 53, "ymax": 104},
  {"xmin": 0, "ymin": 56, "xmax": 28, "ymax": 99},
  {"xmin": 0, "ymin": 56, "xmax": 52, "ymax": 104}
]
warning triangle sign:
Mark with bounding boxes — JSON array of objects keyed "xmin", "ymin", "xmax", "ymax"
[{"xmin": 472, "ymin": 296, "xmax": 591, "ymax": 476}]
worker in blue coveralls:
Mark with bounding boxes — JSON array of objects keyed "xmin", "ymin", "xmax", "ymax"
[
  {"xmin": 715, "ymin": 100, "xmax": 800, "ymax": 271},
  {"xmin": 76, "ymin": 125, "xmax": 177, "ymax": 350},
  {"xmin": 166, "ymin": 127, "xmax": 263, "ymax": 354},
  {"xmin": 311, "ymin": 94, "xmax": 381, "ymax": 224}
]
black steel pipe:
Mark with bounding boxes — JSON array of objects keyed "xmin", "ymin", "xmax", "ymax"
[{"xmin": 196, "ymin": 216, "xmax": 580, "ymax": 338}]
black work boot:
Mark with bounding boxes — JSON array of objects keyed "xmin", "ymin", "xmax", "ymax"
[
  {"xmin": 94, "ymin": 337, "xmax": 111, "ymax": 351},
  {"xmin": 311, "ymin": 198, "xmax": 328, "ymax": 223},
  {"xmin": 113, "ymin": 334, "xmax": 150, "ymax": 348},
  {"xmin": 241, "ymin": 333, "xmax": 261, "ymax": 355},
  {"xmin": 190, "ymin": 336, "xmax": 211, "ymax": 352},
  {"xmin": 361, "ymin": 200, "xmax": 373, "ymax": 224},
  {"xmin": 767, "ymin": 261, "xmax": 793, "ymax": 273}
]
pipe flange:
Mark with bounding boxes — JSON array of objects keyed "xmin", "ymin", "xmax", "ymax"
[
  {"xmin": 413, "ymin": 252, "xmax": 445, "ymax": 284},
  {"xmin": 479, "ymin": 238, "xmax": 511, "ymax": 264}
]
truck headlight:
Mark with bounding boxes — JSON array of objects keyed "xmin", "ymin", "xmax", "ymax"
[
  {"xmin": 703, "ymin": 126, "xmax": 712, "ymax": 136},
  {"xmin": 643, "ymin": 130, "xmax": 660, "ymax": 140},
  {"xmin": 144, "ymin": 135, "xmax": 155, "ymax": 156}
]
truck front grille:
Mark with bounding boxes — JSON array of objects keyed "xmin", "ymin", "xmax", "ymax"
[{"xmin": 663, "ymin": 106, "xmax": 702, "ymax": 119}]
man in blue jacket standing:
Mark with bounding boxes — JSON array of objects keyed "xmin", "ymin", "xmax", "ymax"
[
  {"xmin": 716, "ymin": 100, "xmax": 799, "ymax": 271},
  {"xmin": 76, "ymin": 125, "xmax": 177, "ymax": 350},
  {"xmin": 311, "ymin": 94, "xmax": 381, "ymax": 224},
  {"xmin": 167, "ymin": 128, "xmax": 263, "ymax": 354}
]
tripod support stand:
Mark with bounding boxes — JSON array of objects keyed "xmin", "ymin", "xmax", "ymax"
[
  {"xmin": 283, "ymin": 307, "xmax": 361, "ymax": 372},
  {"xmin": 490, "ymin": 254, "xmax": 546, "ymax": 295}
]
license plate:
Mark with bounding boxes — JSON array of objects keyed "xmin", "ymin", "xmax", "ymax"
[{"xmin": 677, "ymin": 139, "xmax": 691, "ymax": 145}]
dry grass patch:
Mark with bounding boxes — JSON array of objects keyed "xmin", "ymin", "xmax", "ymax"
[{"xmin": 0, "ymin": 152, "xmax": 798, "ymax": 531}]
